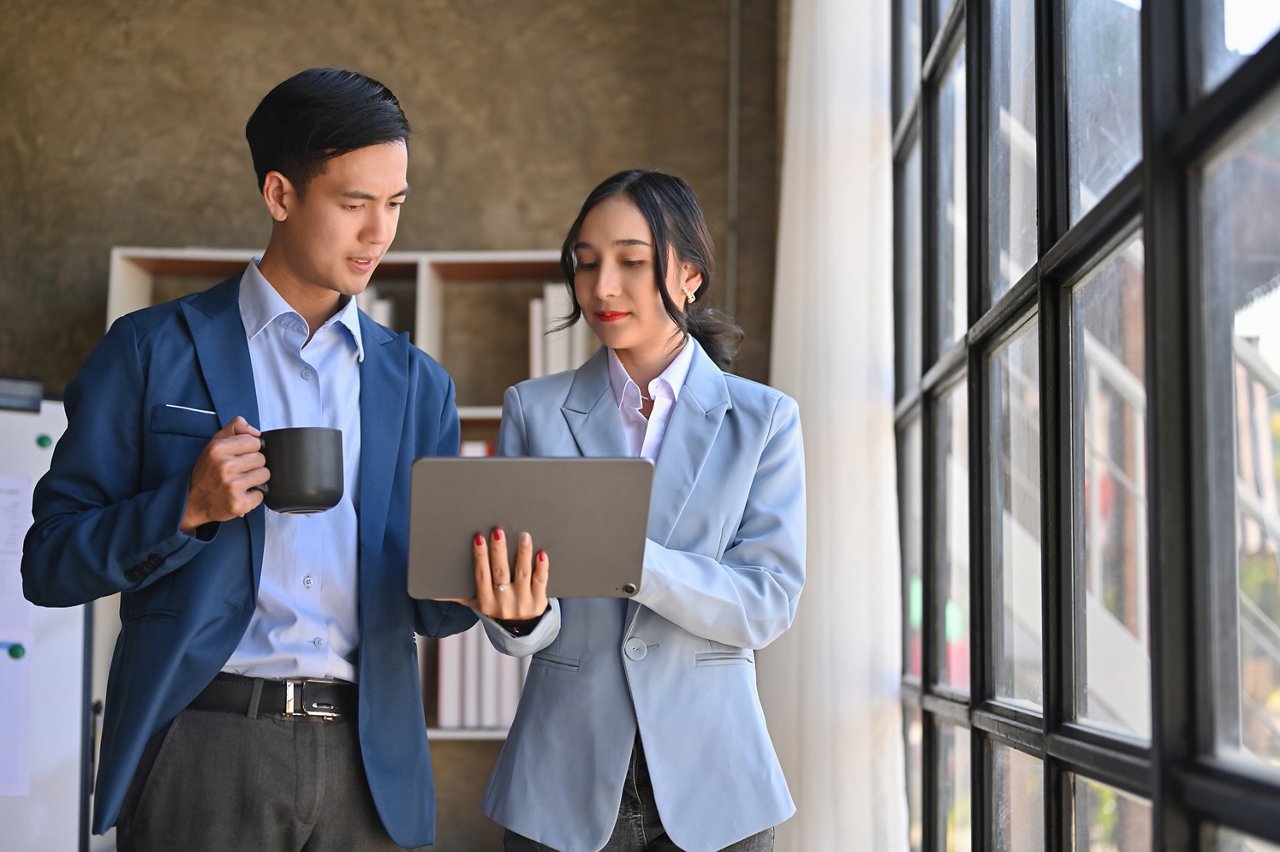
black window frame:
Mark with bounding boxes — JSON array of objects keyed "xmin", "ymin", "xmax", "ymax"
[{"xmin": 892, "ymin": 0, "xmax": 1280, "ymax": 847}]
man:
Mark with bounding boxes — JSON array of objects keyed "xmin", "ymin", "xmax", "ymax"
[{"xmin": 22, "ymin": 68, "xmax": 475, "ymax": 850}]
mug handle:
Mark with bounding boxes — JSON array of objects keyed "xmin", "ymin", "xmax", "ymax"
[{"xmin": 251, "ymin": 437, "xmax": 268, "ymax": 495}]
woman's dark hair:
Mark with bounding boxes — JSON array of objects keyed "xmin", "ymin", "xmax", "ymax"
[
  {"xmin": 559, "ymin": 169, "xmax": 744, "ymax": 370},
  {"xmin": 245, "ymin": 67, "xmax": 410, "ymax": 195}
]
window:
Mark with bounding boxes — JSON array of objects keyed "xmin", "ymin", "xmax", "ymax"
[
  {"xmin": 893, "ymin": 0, "xmax": 1280, "ymax": 847},
  {"xmin": 1202, "ymin": 97, "xmax": 1280, "ymax": 772}
]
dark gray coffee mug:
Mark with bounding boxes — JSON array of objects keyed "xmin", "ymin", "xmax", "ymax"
[{"xmin": 255, "ymin": 427, "xmax": 344, "ymax": 514}]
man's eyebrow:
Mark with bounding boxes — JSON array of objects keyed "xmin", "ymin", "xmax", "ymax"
[{"xmin": 342, "ymin": 186, "xmax": 411, "ymax": 201}]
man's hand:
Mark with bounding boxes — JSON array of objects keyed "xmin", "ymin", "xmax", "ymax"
[{"xmin": 179, "ymin": 416, "xmax": 268, "ymax": 533}]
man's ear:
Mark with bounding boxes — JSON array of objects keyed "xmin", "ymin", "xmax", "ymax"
[{"xmin": 262, "ymin": 171, "xmax": 293, "ymax": 223}]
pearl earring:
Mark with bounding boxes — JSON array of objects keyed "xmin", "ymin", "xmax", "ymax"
[{"xmin": 681, "ymin": 287, "xmax": 697, "ymax": 305}]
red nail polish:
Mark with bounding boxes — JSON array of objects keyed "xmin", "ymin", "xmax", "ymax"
[
  {"xmin": 537, "ymin": 550, "xmax": 546, "ymax": 563},
  {"xmin": 474, "ymin": 534, "xmax": 484, "ymax": 546},
  {"xmin": 492, "ymin": 528, "xmax": 503, "ymax": 541}
]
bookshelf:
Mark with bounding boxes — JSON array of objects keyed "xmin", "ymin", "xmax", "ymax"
[{"xmin": 102, "ymin": 245, "xmax": 570, "ymax": 742}]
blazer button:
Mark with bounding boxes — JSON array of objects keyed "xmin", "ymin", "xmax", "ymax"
[
  {"xmin": 125, "ymin": 567, "xmax": 142, "ymax": 582},
  {"xmin": 624, "ymin": 637, "xmax": 647, "ymax": 661}
]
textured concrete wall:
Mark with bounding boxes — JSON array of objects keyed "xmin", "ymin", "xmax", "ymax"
[
  {"xmin": 1, "ymin": 2, "xmax": 778, "ymax": 847},
  {"xmin": 0, "ymin": 0, "xmax": 779, "ymax": 395}
]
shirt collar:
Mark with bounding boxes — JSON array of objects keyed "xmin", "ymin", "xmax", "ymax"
[
  {"xmin": 239, "ymin": 259, "xmax": 365, "ymax": 361},
  {"xmin": 606, "ymin": 336, "xmax": 695, "ymax": 411}
]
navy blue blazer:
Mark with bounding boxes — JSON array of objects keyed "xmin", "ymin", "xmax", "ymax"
[{"xmin": 22, "ymin": 275, "xmax": 476, "ymax": 846}]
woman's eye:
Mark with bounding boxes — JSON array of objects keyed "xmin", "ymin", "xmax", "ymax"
[
  {"xmin": 622, "ymin": 259, "xmax": 646, "ymax": 268},
  {"xmin": 576, "ymin": 260, "xmax": 598, "ymax": 271}
]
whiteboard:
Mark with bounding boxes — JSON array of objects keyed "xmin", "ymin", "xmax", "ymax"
[{"xmin": 0, "ymin": 400, "xmax": 90, "ymax": 852}]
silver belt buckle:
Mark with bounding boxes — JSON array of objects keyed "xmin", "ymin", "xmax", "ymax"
[{"xmin": 283, "ymin": 678, "xmax": 342, "ymax": 720}]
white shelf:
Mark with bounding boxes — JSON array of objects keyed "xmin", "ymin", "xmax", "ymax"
[
  {"xmin": 458, "ymin": 405, "xmax": 503, "ymax": 420},
  {"xmin": 427, "ymin": 727, "xmax": 510, "ymax": 741}
]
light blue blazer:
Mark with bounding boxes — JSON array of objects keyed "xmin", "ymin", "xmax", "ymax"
[
  {"xmin": 479, "ymin": 341, "xmax": 806, "ymax": 852},
  {"xmin": 21, "ymin": 276, "xmax": 476, "ymax": 846}
]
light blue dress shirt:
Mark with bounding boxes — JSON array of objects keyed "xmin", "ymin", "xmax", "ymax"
[{"xmin": 222, "ymin": 261, "xmax": 364, "ymax": 683}]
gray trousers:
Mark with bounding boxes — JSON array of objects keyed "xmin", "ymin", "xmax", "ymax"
[
  {"xmin": 503, "ymin": 736, "xmax": 775, "ymax": 852},
  {"xmin": 116, "ymin": 706, "xmax": 425, "ymax": 851}
]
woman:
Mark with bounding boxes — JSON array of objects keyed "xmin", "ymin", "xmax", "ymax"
[{"xmin": 470, "ymin": 170, "xmax": 806, "ymax": 852}]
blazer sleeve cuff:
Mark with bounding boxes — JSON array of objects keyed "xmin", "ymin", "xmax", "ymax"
[{"xmin": 478, "ymin": 598, "xmax": 561, "ymax": 657}]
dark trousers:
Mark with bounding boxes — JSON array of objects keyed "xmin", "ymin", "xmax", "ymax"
[
  {"xmin": 504, "ymin": 737, "xmax": 775, "ymax": 852},
  {"xmin": 116, "ymin": 706, "xmax": 424, "ymax": 851}
]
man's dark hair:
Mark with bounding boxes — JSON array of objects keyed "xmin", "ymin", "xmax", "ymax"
[{"xmin": 245, "ymin": 67, "xmax": 410, "ymax": 195}]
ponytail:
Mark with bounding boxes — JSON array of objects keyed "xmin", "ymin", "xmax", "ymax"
[{"xmin": 684, "ymin": 305, "xmax": 742, "ymax": 370}]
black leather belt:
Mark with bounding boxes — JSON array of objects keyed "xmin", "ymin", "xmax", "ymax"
[{"xmin": 190, "ymin": 673, "xmax": 357, "ymax": 720}]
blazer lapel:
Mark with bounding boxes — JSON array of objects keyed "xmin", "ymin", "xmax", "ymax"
[
  {"xmin": 646, "ymin": 342, "xmax": 731, "ymax": 545},
  {"xmin": 561, "ymin": 348, "xmax": 629, "ymax": 458},
  {"xmin": 182, "ymin": 275, "xmax": 261, "ymax": 428},
  {"xmin": 181, "ymin": 274, "xmax": 264, "ymax": 588},
  {"xmin": 357, "ymin": 314, "xmax": 408, "ymax": 554}
]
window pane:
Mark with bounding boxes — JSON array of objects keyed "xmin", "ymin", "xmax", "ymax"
[
  {"xmin": 898, "ymin": 0, "xmax": 923, "ymax": 118},
  {"xmin": 1204, "ymin": 101, "xmax": 1280, "ymax": 770},
  {"xmin": 938, "ymin": 723, "xmax": 973, "ymax": 851},
  {"xmin": 990, "ymin": 317, "xmax": 1043, "ymax": 706},
  {"xmin": 988, "ymin": 0, "xmax": 1038, "ymax": 303},
  {"xmin": 991, "ymin": 744, "xmax": 1044, "ymax": 851},
  {"xmin": 902, "ymin": 417, "xmax": 925, "ymax": 680},
  {"xmin": 1212, "ymin": 826, "xmax": 1280, "ymax": 852},
  {"xmin": 907, "ymin": 707, "xmax": 925, "ymax": 851},
  {"xmin": 938, "ymin": 379, "xmax": 971, "ymax": 692},
  {"xmin": 1073, "ymin": 777, "xmax": 1152, "ymax": 851},
  {"xmin": 1071, "ymin": 236, "xmax": 1151, "ymax": 739},
  {"xmin": 1203, "ymin": 2, "xmax": 1280, "ymax": 93},
  {"xmin": 901, "ymin": 141, "xmax": 924, "ymax": 393},
  {"xmin": 935, "ymin": 0, "xmax": 955, "ymax": 33},
  {"xmin": 1065, "ymin": 0, "xmax": 1142, "ymax": 224},
  {"xmin": 936, "ymin": 46, "xmax": 968, "ymax": 351}
]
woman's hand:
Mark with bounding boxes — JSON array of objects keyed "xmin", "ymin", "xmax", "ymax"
[{"xmin": 471, "ymin": 527, "xmax": 549, "ymax": 621}]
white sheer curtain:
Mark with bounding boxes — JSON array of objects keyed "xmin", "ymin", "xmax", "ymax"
[{"xmin": 756, "ymin": 0, "xmax": 906, "ymax": 849}]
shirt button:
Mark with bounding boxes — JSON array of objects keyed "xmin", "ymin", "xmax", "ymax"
[
  {"xmin": 303, "ymin": 576, "xmax": 314, "ymax": 588},
  {"xmin": 301, "ymin": 368, "xmax": 312, "ymax": 380},
  {"xmin": 624, "ymin": 637, "xmax": 647, "ymax": 661},
  {"xmin": 313, "ymin": 637, "xmax": 325, "ymax": 648}
]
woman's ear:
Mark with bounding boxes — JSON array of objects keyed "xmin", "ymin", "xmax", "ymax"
[
  {"xmin": 262, "ymin": 171, "xmax": 293, "ymax": 223},
  {"xmin": 680, "ymin": 262, "xmax": 703, "ymax": 294}
]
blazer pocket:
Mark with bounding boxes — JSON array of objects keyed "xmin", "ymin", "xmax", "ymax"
[
  {"xmin": 150, "ymin": 404, "xmax": 220, "ymax": 439},
  {"xmin": 694, "ymin": 649, "xmax": 754, "ymax": 667},
  {"xmin": 530, "ymin": 651, "xmax": 580, "ymax": 672}
]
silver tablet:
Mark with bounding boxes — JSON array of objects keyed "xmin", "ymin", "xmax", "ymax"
[{"xmin": 406, "ymin": 457, "xmax": 654, "ymax": 600}]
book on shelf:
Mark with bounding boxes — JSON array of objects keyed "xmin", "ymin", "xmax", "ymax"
[
  {"xmin": 478, "ymin": 639, "xmax": 501, "ymax": 728},
  {"xmin": 542, "ymin": 283, "xmax": 574, "ymax": 376},
  {"xmin": 528, "ymin": 296, "xmax": 546, "ymax": 379},
  {"xmin": 435, "ymin": 632, "xmax": 463, "ymax": 729},
  {"xmin": 460, "ymin": 624, "xmax": 483, "ymax": 728},
  {"xmin": 530, "ymin": 283, "xmax": 598, "ymax": 379},
  {"xmin": 437, "ymin": 625, "xmax": 527, "ymax": 731},
  {"xmin": 460, "ymin": 439, "xmax": 493, "ymax": 457},
  {"xmin": 356, "ymin": 285, "xmax": 394, "ymax": 328}
]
